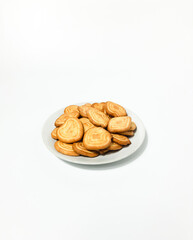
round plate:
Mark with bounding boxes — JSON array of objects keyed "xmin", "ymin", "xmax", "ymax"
[{"xmin": 42, "ymin": 103, "xmax": 146, "ymax": 165}]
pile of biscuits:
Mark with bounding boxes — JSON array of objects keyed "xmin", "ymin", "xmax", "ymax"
[{"xmin": 51, "ymin": 101, "xmax": 136, "ymax": 157}]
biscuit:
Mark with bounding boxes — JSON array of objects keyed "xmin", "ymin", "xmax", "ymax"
[
  {"xmin": 111, "ymin": 134, "xmax": 131, "ymax": 146},
  {"xmin": 130, "ymin": 122, "xmax": 137, "ymax": 131},
  {"xmin": 92, "ymin": 102, "xmax": 105, "ymax": 113},
  {"xmin": 106, "ymin": 101, "xmax": 127, "ymax": 117},
  {"xmin": 87, "ymin": 107, "xmax": 109, "ymax": 128},
  {"xmin": 102, "ymin": 102, "xmax": 109, "ymax": 115},
  {"xmin": 79, "ymin": 118, "xmax": 95, "ymax": 133},
  {"xmin": 99, "ymin": 149, "xmax": 109, "ymax": 155},
  {"xmin": 99, "ymin": 142, "xmax": 122, "ymax": 154},
  {"xmin": 51, "ymin": 128, "xmax": 58, "ymax": 140},
  {"xmin": 108, "ymin": 142, "xmax": 123, "ymax": 151},
  {"xmin": 57, "ymin": 117, "xmax": 83, "ymax": 143},
  {"xmin": 55, "ymin": 141, "xmax": 79, "ymax": 156},
  {"xmin": 64, "ymin": 105, "xmax": 80, "ymax": 118},
  {"xmin": 120, "ymin": 131, "xmax": 134, "ymax": 137},
  {"xmin": 73, "ymin": 142, "xmax": 99, "ymax": 157},
  {"xmin": 78, "ymin": 103, "xmax": 92, "ymax": 117},
  {"xmin": 107, "ymin": 116, "xmax": 131, "ymax": 133},
  {"xmin": 55, "ymin": 114, "xmax": 69, "ymax": 127},
  {"xmin": 83, "ymin": 127, "xmax": 112, "ymax": 150}
]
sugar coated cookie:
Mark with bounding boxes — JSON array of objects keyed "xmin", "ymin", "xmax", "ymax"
[
  {"xmin": 108, "ymin": 142, "xmax": 123, "ymax": 151},
  {"xmin": 106, "ymin": 101, "xmax": 127, "ymax": 117},
  {"xmin": 78, "ymin": 103, "xmax": 92, "ymax": 117},
  {"xmin": 73, "ymin": 142, "xmax": 99, "ymax": 157},
  {"xmin": 107, "ymin": 116, "xmax": 131, "ymax": 133},
  {"xmin": 120, "ymin": 131, "xmax": 134, "ymax": 137},
  {"xmin": 130, "ymin": 122, "xmax": 137, "ymax": 131},
  {"xmin": 55, "ymin": 114, "xmax": 69, "ymax": 127},
  {"xmin": 79, "ymin": 118, "xmax": 95, "ymax": 133},
  {"xmin": 55, "ymin": 141, "xmax": 79, "ymax": 156},
  {"xmin": 64, "ymin": 105, "xmax": 80, "ymax": 118},
  {"xmin": 51, "ymin": 128, "xmax": 58, "ymax": 140},
  {"xmin": 83, "ymin": 127, "xmax": 112, "ymax": 150},
  {"xmin": 111, "ymin": 134, "xmax": 131, "ymax": 145},
  {"xmin": 87, "ymin": 107, "xmax": 109, "ymax": 128},
  {"xmin": 57, "ymin": 117, "xmax": 83, "ymax": 143}
]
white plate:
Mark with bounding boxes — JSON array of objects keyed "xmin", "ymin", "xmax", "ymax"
[{"xmin": 42, "ymin": 104, "xmax": 146, "ymax": 165}]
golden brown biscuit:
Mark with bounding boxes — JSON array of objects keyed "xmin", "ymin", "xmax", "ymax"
[
  {"xmin": 51, "ymin": 128, "xmax": 58, "ymax": 140},
  {"xmin": 87, "ymin": 107, "xmax": 109, "ymax": 128},
  {"xmin": 107, "ymin": 116, "xmax": 131, "ymax": 133},
  {"xmin": 73, "ymin": 142, "xmax": 99, "ymax": 157},
  {"xmin": 83, "ymin": 127, "xmax": 112, "ymax": 150},
  {"xmin": 99, "ymin": 142, "xmax": 122, "ymax": 154},
  {"xmin": 79, "ymin": 118, "xmax": 95, "ymax": 133},
  {"xmin": 92, "ymin": 103, "xmax": 105, "ymax": 113},
  {"xmin": 57, "ymin": 117, "xmax": 83, "ymax": 143},
  {"xmin": 99, "ymin": 149, "xmax": 109, "ymax": 155},
  {"xmin": 106, "ymin": 101, "xmax": 127, "ymax": 117},
  {"xmin": 55, "ymin": 141, "xmax": 79, "ymax": 156},
  {"xmin": 102, "ymin": 102, "xmax": 108, "ymax": 115},
  {"xmin": 111, "ymin": 134, "xmax": 131, "ymax": 146},
  {"xmin": 108, "ymin": 142, "xmax": 123, "ymax": 151},
  {"xmin": 130, "ymin": 122, "xmax": 137, "ymax": 131},
  {"xmin": 120, "ymin": 131, "xmax": 134, "ymax": 137},
  {"xmin": 55, "ymin": 114, "xmax": 69, "ymax": 127},
  {"xmin": 78, "ymin": 103, "xmax": 92, "ymax": 117},
  {"xmin": 64, "ymin": 105, "xmax": 80, "ymax": 118}
]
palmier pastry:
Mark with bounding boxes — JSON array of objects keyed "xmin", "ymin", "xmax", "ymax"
[
  {"xmin": 79, "ymin": 118, "xmax": 95, "ymax": 133},
  {"xmin": 106, "ymin": 101, "xmax": 127, "ymax": 117},
  {"xmin": 78, "ymin": 103, "xmax": 92, "ymax": 117},
  {"xmin": 57, "ymin": 117, "xmax": 83, "ymax": 143},
  {"xmin": 130, "ymin": 122, "xmax": 137, "ymax": 131},
  {"xmin": 111, "ymin": 134, "xmax": 131, "ymax": 145},
  {"xmin": 99, "ymin": 149, "xmax": 109, "ymax": 155},
  {"xmin": 55, "ymin": 141, "xmax": 79, "ymax": 156},
  {"xmin": 73, "ymin": 142, "xmax": 99, "ymax": 157},
  {"xmin": 92, "ymin": 102, "xmax": 105, "ymax": 113},
  {"xmin": 51, "ymin": 128, "xmax": 58, "ymax": 140},
  {"xmin": 64, "ymin": 105, "xmax": 80, "ymax": 118},
  {"xmin": 83, "ymin": 127, "xmax": 111, "ymax": 150},
  {"xmin": 108, "ymin": 142, "xmax": 123, "ymax": 151},
  {"xmin": 99, "ymin": 142, "xmax": 122, "ymax": 154},
  {"xmin": 55, "ymin": 114, "xmax": 69, "ymax": 127},
  {"xmin": 87, "ymin": 107, "xmax": 109, "ymax": 128},
  {"xmin": 107, "ymin": 116, "xmax": 131, "ymax": 133},
  {"xmin": 120, "ymin": 131, "xmax": 134, "ymax": 137}
]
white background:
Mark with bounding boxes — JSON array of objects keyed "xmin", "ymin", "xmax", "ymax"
[{"xmin": 0, "ymin": 0, "xmax": 193, "ymax": 239}]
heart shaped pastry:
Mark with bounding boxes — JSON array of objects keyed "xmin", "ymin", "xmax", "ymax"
[
  {"xmin": 51, "ymin": 128, "xmax": 58, "ymax": 140},
  {"xmin": 91, "ymin": 102, "xmax": 106, "ymax": 113},
  {"xmin": 73, "ymin": 142, "xmax": 99, "ymax": 157},
  {"xmin": 111, "ymin": 134, "xmax": 131, "ymax": 145},
  {"xmin": 55, "ymin": 114, "xmax": 69, "ymax": 127},
  {"xmin": 57, "ymin": 117, "xmax": 83, "ymax": 143},
  {"xmin": 119, "ymin": 131, "xmax": 134, "ymax": 137},
  {"xmin": 129, "ymin": 122, "xmax": 137, "ymax": 131},
  {"xmin": 83, "ymin": 127, "xmax": 111, "ymax": 150},
  {"xmin": 107, "ymin": 116, "xmax": 131, "ymax": 133},
  {"xmin": 55, "ymin": 141, "xmax": 79, "ymax": 156},
  {"xmin": 64, "ymin": 105, "xmax": 80, "ymax": 118},
  {"xmin": 78, "ymin": 103, "xmax": 92, "ymax": 117},
  {"xmin": 87, "ymin": 108, "xmax": 109, "ymax": 128},
  {"xmin": 106, "ymin": 101, "xmax": 127, "ymax": 117},
  {"xmin": 79, "ymin": 118, "xmax": 95, "ymax": 133},
  {"xmin": 108, "ymin": 142, "xmax": 123, "ymax": 151}
]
